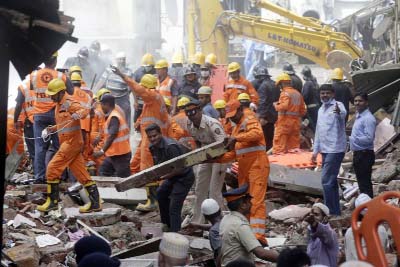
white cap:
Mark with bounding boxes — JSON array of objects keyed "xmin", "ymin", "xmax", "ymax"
[
  {"xmin": 201, "ymin": 198, "xmax": 220, "ymax": 216},
  {"xmin": 339, "ymin": 260, "xmax": 374, "ymax": 267},
  {"xmin": 115, "ymin": 51, "xmax": 126, "ymax": 59},
  {"xmin": 355, "ymin": 193, "xmax": 372, "ymax": 215},
  {"xmin": 312, "ymin": 203, "xmax": 330, "ymax": 216},
  {"xmin": 159, "ymin": 233, "xmax": 189, "ymax": 259}
]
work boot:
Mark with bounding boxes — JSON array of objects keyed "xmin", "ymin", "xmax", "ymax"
[
  {"xmin": 135, "ymin": 184, "xmax": 158, "ymax": 212},
  {"xmin": 79, "ymin": 182, "xmax": 102, "ymax": 213},
  {"xmin": 37, "ymin": 181, "xmax": 60, "ymax": 212}
]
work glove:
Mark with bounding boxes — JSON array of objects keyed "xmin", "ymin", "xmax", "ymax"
[
  {"xmin": 250, "ymin": 103, "xmax": 257, "ymax": 112},
  {"xmin": 71, "ymin": 113, "xmax": 81, "ymax": 120}
]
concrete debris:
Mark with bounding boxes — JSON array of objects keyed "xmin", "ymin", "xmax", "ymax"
[
  {"xmin": 190, "ymin": 238, "xmax": 212, "ymax": 250},
  {"xmin": 98, "ymin": 187, "xmax": 147, "ymax": 205},
  {"xmin": 5, "ymin": 243, "xmax": 40, "ymax": 267},
  {"xmin": 387, "ymin": 179, "xmax": 400, "ymax": 191},
  {"xmin": 12, "ymin": 214, "xmax": 37, "ymax": 228},
  {"xmin": 268, "ymin": 205, "xmax": 311, "ymax": 221},
  {"xmin": 372, "ymin": 163, "xmax": 398, "ymax": 183}
]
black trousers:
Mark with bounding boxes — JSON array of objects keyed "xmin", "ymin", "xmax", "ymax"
[
  {"xmin": 157, "ymin": 174, "xmax": 195, "ymax": 232},
  {"xmin": 353, "ymin": 150, "xmax": 375, "ymax": 198},
  {"xmin": 99, "ymin": 152, "xmax": 132, "ymax": 178},
  {"xmin": 262, "ymin": 122, "xmax": 274, "ymax": 151}
]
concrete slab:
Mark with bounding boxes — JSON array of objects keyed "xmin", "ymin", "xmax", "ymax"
[
  {"xmin": 72, "ymin": 208, "xmax": 122, "ymax": 227},
  {"xmin": 99, "ymin": 187, "xmax": 147, "ymax": 205}
]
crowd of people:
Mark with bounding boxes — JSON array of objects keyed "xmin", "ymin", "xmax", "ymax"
[{"xmin": 5, "ymin": 41, "xmax": 383, "ymax": 266}]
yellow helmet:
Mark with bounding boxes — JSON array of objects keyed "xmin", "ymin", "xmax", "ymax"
[
  {"xmin": 177, "ymin": 96, "xmax": 190, "ymax": 108},
  {"xmin": 140, "ymin": 74, "xmax": 158, "ymax": 89},
  {"xmin": 141, "ymin": 53, "xmax": 155, "ymax": 66},
  {"xmin": 163, "ymin": 97, "xmax": 171, "ymax": 107},
  {"xmin": 52, "ymin": 51, "xmax": 59, "ymax": 58},
  {"xmin": 205, "ymin": 53, "xmax": 217, "ymax": 65},
  {"xmin": 238, "ymin": 93, "xmax": 250, "ymax": 101},
  {"xmin": 70, "ymin": 72, "xmax": 82, "ymax": 82},
  {"xmin": 155, "ymin": 59, "xmax": 169, "ymax": 69},
  {"xmin": 95, "ymin": 88, "xmax": 111, "ymax": 100},
  {"xmin": 69, "ymin": 65, "xmax": 82, "ymax": 73},
  {"xmin": 46, "ymin": 78, "xmax": 66, "ymax": 96},
  {"xmin": 275, "ymin": 72, "xmax": 291, "ymax": 86},
  {"xmin": 228, "ymin": 62, "xmax": 241, "ymax": 73},
  {"xmin": 172, "ymin": 52, "xmax": 184, "ymax": 64},
  {"xmin": 193, "ymin": 52, "xmax": 205, "ymax": 65},
  {"xmin": 197, "ymin": 86, "xmax": 212, "ymax": 95},
  {"xmin": 213, "ymin": 99, "xmax": 226, "ymax": 109},
  {"xmin": 331, "ymin": 68, "xmax": 344, "ymax": 80}
]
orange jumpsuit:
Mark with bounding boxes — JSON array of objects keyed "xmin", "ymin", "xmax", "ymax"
[
  {"xmin": 221, "ymin": 114, "xmax": 269, "ymax": 244},
  {"xmin": 273, "ymin": 86, "xmax": 306, "ymax": 154},
  {"xmin": 224, "ymin": 76, "xmax": 259, "ymax": 105},
  {"xmin": 72, "ymin": 86, "xmax": 92, "ymax": 161},
  {"xmin": 243, "ymin": 106, "xmax": 256, "ymax": 117},
  {"xmin": 88, "ymin": 103, "xmax": 106, "ymax": 170},
  {"xmin": 172, "ymin": 110, "xmax": 197, "ymax": 150},
  {"xmin": 219, "ymin": 117, "xmax": 232, "ymax": 136},
  {"xmin": 166, "ymin": 115, "xmax": 186, "ymax": 142},
  {"xmin": 125, "ymin": 77, "xmax": 169, "ymax": 174},
  {"xmin": 157, "ymin": 75, "xmax": 175, "ymax": 102},
  {"xmin": 6, "ymin": 108, "xmax": 24, "ymax": 155},
  {"xmin": 46, "ymin": 95, "xmax": 91, "ymax": 185}
]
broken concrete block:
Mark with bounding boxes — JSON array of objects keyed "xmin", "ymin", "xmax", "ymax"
[
  {"xmin": 190, "ymin": 238, "xmax": 212, "ymax": 251},
  {"xmin": 65, "ymin": 207, "xmax": 122, "ymax": 227},
  {"xmin": 39, "ymin": 244, "xmax": 70, "ymax": 264},
  {"xmin": 372, "ymin": 163, "xmax": 398, "ymax": 183},
  {"xmin": 387, "ymin": 180, "xmax": 400, "ymax": 191},
  {"xmin": 9, "ymin": 232, "xmax": 35, "ymax": 243},
  {"xmin": 93, "ymin": 222, "xmax": 145, "ymax": 243},
  {"xmin": 98, "ymin": 187, "xmax": 147, "ymax": 205},
  {"xmin": 36, "ymin": 234, "xmax": 61, "ymax": 248},
  {"xmin": 13, "ymin": 214, "xmax": 36, "ymax": 228},
  {"xmin": 373, "ymin": 184, "xmax": 389, "ymax": 196},
  {"xmin": 5, "ymin": 243, "xmax": 40, "ymax": 267},
  {"xmin": 73, "ymin": 208, "xmax": 122, "ymax": 227},
  {"xmin": 268, "ymin": 205, "xmax": 310, "ymax": 221}
]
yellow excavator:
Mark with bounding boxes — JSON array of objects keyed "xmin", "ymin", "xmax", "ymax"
[{"xmin": 187, "ymin": 0, "xmax": 363, "ymax": 69}]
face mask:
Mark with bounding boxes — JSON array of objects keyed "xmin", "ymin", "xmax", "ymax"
[
  {"xmin": 144, "ymin": 66, "xmax": 153, "ymax": 73},
  {"xmin": 200, "ymin": 70, "xmax": 210, "ymax": 77}
]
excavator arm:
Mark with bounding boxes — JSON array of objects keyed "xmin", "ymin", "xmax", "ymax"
[
  {"xmin": 217, "ymin": 11, "xmax": 362, "ymax": 68},
  {"xmin": 189, "ymin": 0, "xmax": 363, "ymax": 68}
]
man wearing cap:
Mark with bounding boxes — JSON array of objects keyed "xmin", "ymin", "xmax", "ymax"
[
  {"xmin": 344, "ymin": 193, "xmax": 388, "ymax": 261},
  {"xmin": 178, "ymin": 66, "xmax": 202, "ymax": 100},
  {"xmin": 197, "ymin": 86, "xmax": 219, "ymax": 119},
  {"xmin": 225, "ymin": 62, "xmax": 259, "ymax": 106},
  {"xmin": 155, "ymin": 59, "xmax": 179, "ymax": 114},
  {"xmin": 219, "ymin": 184, "xmax": 278, "ymax": 266},
  {"xmin": 95, "ymin": 52, "xmax": 133, "ymax": 128},
  {"xmin": 273, "ymin": 73, "xmax": 307, "ymax": 154},
  {"xmin": 304, "ymin": 202, "xmax": 338, "ymax": 267},
  {"xmin": 145, "ymin": 123, "xmax": 195, "ymax": 232},
  {"xmin": 159, "ymin": 233, "xmax": 190, "ymax": 267},
  {"xmin": 256, "ymin": 67, "xmax": 280, "ymax": 151},
  {"xmin": 185, "ymin": 99, "xmax": 226, "ymax": 224},
  {"xmin": 214, "ymin": 99, "xmax": 232, "ymax": 135},
  {"xmin": 189, "ymin": 198, "xmax": 223, "ymax": 261},
  {"xmin": 220, "ymin": 100, "xmax": 269, "ymax": 246},
  {"xmin": 331, "ymin": 68, "xmax": 353, "ymax": 122},
  {"xmin": 237, "ymin": 93, "xmax": 256, "ymax": 116},
  {"xmin": 93, "ymin": 94, "xmax": 131, "ymax": 178}
]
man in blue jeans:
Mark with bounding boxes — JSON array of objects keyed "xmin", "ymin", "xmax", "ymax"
[{"xmin": 312, "ymin": 83, "xmax": 347, "ymax": 215}]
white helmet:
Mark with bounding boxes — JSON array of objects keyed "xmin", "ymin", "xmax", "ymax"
[
  {"xmin": 115, "ymin": 51, "xmax": 126, "ymax": 59},
  {"xmin": 201, "ymin": 199, "xmax": 220, "ymax": 216}
]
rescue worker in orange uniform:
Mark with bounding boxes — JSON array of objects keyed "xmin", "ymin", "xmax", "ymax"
[
  {"xmin": 219, "ymin": 100, "xmax": 269, "ymax": 246},
  {"xmin": 172, "ymin": 97, "xmax": 197, "ymax": 151},
  {"xmin": 214, "ymin": 99, "xmax": 232, "ymax": 135},
  {"xmin": 70, "ymin": 72, "xmax": 93, "ymax": 162},
  {"xmin": 93, "ymin": 94, "xmax": 131, "ymax": 178},
  {"xmin": 156, "ymin": 60, "xmax": 178, "ymax": 114},
  {"xmin": 163, "ymin": 97, "xmax": 187, "ymax": 143},
  {"xmin": 30, "ymin": 52, "xmax": 69, "ymax": 184},
  {"xmin": 14, "ymin": 77, "xmax": 36, "ymax": 162},
  {"xmin": 224, "ymin": 62, "xmax": 259, "ymax": 106},
  {"xmin": 37, "ymin": 78, "xmax": 101, "ymax": 213},
  {"xmin": 6, "ymin": 108, "xmax": 25, "ymax": 156},
  {"xmin": 238, "ymin": 93, "xmax": 256, "ymax": 117},
  {"xmin": 112, "ymin": 66, "xmax": 169, "ymax": 212},
  {"xmin": 272, "ymin": 73, "xmax": 307, "ymax": 154},
  {"xmin": 69, "ymin": 65, "xmax": 88, "ymax": 87}
]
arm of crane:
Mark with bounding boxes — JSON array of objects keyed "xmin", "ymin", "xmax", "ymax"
[{"xmin": 216, "ymin": 11, "xmax": 363, "ymax": 68}]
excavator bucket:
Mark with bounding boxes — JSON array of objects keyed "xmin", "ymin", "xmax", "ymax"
[{"xmin": 327, "ymin": 50, "xmax": 353, "ymax": 80}]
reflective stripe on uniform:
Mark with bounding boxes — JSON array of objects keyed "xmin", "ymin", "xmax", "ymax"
[
  {"xmin": 236, "ymin": 145, "xmax": 266, "ymax": 155},
  {"xmin": 278, "ymin": 111, "xmax": 301, "ymax": 116},
  {"xmin": 59, "ymin": 125, "xmax": 81, "ymax": 134},
  {"xmin": 226, "ymin": 84, "xmax": 247, "ymax": 90},
  {"xmin": 113, "ymin": 134, "xmax": 130, "ymax": 143},
  {"xmin": 7, "ymin": 115, "xmax": 14, "ymax": 119},
  {"xmin": 251, "ymin": 227, "xmax": 265, "ymax": 234},
  {"xmin": 35, "ymin": 97, "xmax": 53, "ymax": 103},
  {"xmin": 141, "ymin": 117, "xmax": 167, "ymax": 129},
  {"xmin": 307, "ymin": 104, "xmax": 318, "ymax": 108},
  {"xmin": 250, "ymin": 218, "xmax": 266, "ymax": 225},
  {"xmin": 104, "ymin": 123, "xmax": 129, "ymax": 134}
]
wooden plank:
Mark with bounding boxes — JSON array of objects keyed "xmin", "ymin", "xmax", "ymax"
[
  {"xmin": 112, "ymin": 238, "xmax": 162, "ymax": 259},
  {"xmin": 115, "ymin": 141, "xmax": 227, "ymax": 192}
]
